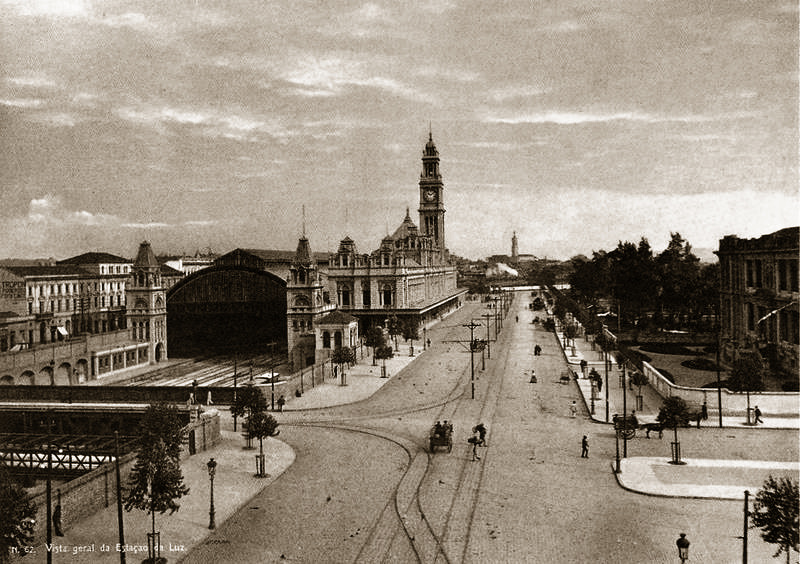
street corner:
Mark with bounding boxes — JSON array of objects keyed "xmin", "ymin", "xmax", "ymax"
[{"xmin": 613, "ymin": 456, "xmax": 800, "ymax": 500}]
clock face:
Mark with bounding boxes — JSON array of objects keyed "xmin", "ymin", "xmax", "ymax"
[{"xmin": 424, "ymin": 189, "xmax": 436, "ymax": 202}]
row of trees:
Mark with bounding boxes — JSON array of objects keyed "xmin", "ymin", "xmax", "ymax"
[{"xmin": 568, "ymin": 232, "xmax": 719, "ymax": 330}]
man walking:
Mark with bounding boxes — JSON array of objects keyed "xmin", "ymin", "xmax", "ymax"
[
  {"xmin": 570, "ymin": 400, "xmax": 577, "ymax": 418},
  {"xmin": 754, "ymin": 406, "xmax": 764, "ymax": 424},
  {"xmin": 581, "ymin": 435, "xmax": 589, "ymax": 458}
]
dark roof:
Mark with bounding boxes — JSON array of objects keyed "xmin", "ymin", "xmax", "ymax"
[
  {"xmin": 390, "ymin": 209, "xmax": 419, "ymax": 241},
  {"xmin": 58, "ymin": 252, "xmax": 130, "ymax": 265},
  {"xmin": 134, "ymin": 241, "xmax": 160, "ymax": 269},
  {"xmin": 293, "ymin": 237, "xmax": 313, "ymax": 266},
  {"xmin": 316, "ymin": 310, "xmax": 357, "ymax": 325},
  {"xmin": 1, "ymin": 265, "xmax": 88, "ymax": 278},
  {"xmin": 718, "ymin": 226, "xmax": 799, "ymax": 253},
  {"xmin": 240, "ymin": 248, "xmax": 330, "ymax": 264}
]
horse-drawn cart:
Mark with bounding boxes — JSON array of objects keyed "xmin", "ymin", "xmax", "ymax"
[
  {"xmin": 430, "ymin": 422, "xmax": 453, "ymax": 452},
  {"xmin": 613, "ymin": 413, "xmax": 663, "ymax": 439}
]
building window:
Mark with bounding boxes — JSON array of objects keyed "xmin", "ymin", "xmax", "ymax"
[
  {"xmin": 363, "ymin": 288, "xmax": 371, "ymax": 307},
  {"xmin": 339, "ymin": 285, "xmax": 351, "ymax": 307},
  {"xmin": 322, "ymin": 331, "xmax": 331, "ymax": 348}
]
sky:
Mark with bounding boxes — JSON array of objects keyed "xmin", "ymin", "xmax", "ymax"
[{"xmin": 1, "ymin": 0, "xmax": 797, "ymax": 262}]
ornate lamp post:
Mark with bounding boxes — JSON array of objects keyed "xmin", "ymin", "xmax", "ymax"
[
  {"xmin": 676, "ymin": 533, "xmax": 690, "ymax": 562},
  {"xmin": 207, "ymin": 458, "xmax": 217, "ymax": 530}
]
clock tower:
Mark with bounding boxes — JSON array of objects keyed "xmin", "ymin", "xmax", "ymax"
[{"xmin": 418, "ymin": 131, "xmax": 445, "ymax": 254}]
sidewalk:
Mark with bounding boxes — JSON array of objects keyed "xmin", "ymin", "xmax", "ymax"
[
  {"xmin": 281, "ymin": 342, "xmax": 418, "ymax": 410},
  {"xmin": 21, "ymin": 345, "xmax": 421, "ymax": 563},
  {"xmin": 556, "ymin": 328, "xmax": 800, "ymax": 430},
  {"xmin": 24, "ymin": 410, "xmax": 294, "ymax": 563},
  {"xmin": 614, "ymin": 457, "xmax": 799, "ymax": 500}
]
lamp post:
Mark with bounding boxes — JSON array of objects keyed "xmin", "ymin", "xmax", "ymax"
[
  {"xmin": 676, "ymin": 533, "xmax": 690, "ymax": 562},
  {"xmin": 207, "ymin": 458, "xmax": 217, "ymax": 530},
  {"xmin": 233, "ymin": 354, "xmax": 238, "ymax": 432},
  {"xmin": 622, "ymin": 363, "xmax": 628, "ymax": 458}
]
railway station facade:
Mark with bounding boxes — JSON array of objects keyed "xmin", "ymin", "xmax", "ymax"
[{"xmin": 0, "ymin": 132, "xmax": 466, "ymax": 382}]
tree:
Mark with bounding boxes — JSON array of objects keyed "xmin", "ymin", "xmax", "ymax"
[
  {"xmin": 0, "ymin": 465, "xmax": 35, "ymax": 564},
  {"xmin": 374, "ymin": 344, "xmax": 394, "ymax": 378},
  {"xmin": 656, "ymin": 232, "xmax": 701, "ymax": 326},
  {"xmin": 231, "ymin": 382, "xmax": 269, "ymax": 448},
  {"xmin": 124, "ymin": 403, "xmax": 189, "ymax": 564},
  {"xmin": 386, "ymin": 315, "xmax": 402, "ymax": 351},
  {"xmin": 246, "ymin": 411, "xmax": 280, "ymax": 477},
  {"xmin": 401, "ymin": 319, "xmax": 420, "ymax": 355},
  {"xmin": 657, "ymin": 396, "xmax": 690, "ymax": 463},
  {"xmin": 750, "ymin": 475, "xmax": 799, "ymax": 564},
  {"xmin": 364, "ymin": 326, "xmax": 385, "ymax": 366},
  {"xmin": 331, "ymin": 346, "xmax": 356, "ymax": 385},
  {"xmin": 728, "ymin": 354, "xmax": 765, "ymax": 425}
]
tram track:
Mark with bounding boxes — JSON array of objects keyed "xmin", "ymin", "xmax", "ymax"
[{"xmin": 276, "ymin": 301, "xmax": 516, "ymax": 564}]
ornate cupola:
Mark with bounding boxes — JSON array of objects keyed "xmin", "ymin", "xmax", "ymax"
[
  {"xmin": 286, "ymin": 235, "xmax": 333, "ymax": 370},
  {"xmin": 127, "ymin": 241, "xmax": 167, "ymax": 364}
]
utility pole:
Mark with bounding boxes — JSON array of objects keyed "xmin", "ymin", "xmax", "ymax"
[
  {"xmin": 464, "ymin": 320, "xmax": 481, "ymax": 400},
  {"xmin": 481, "ymin": 313, "xmax": 493, "ymax": 359}
]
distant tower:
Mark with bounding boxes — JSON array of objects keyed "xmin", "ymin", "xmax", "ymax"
[
  {"xmin": 127, "ymin": 241, "xmax": 167, "ymax": 364},
  {"xmin": 286, "ymin": 236, "xmax": 331, "ymax": 370},
  {"xmin": 418, "ymin": 131, "xmax": 445, "ymax": 256},
  {"xmin": 512, "ymin": 231, "xmax": 519, "ymax": 264}
]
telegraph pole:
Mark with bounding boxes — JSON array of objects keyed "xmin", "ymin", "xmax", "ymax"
[
  {"xmin": 481, "ymin": 313, "xmax": 493, "ymax": 359},
  {"xmin": 464, "ymin": 320, "xmax": 481, "ymax": 400}
]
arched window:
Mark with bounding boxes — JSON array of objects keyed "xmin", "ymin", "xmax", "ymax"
[
  {"xmin": 382, "ymin": 284, "xmax": 393, "ymax": 306},
  {"xmin": 322, "ymin": 331, "xmax": 331, "ymax": 348},
  {"xmin": 339, "ymin": 284, "xmax": 351, "ymax": 307}
]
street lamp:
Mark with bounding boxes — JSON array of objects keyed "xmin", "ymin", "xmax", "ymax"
[
  {"xmin": 207, "ymin": 458, "xmax": 217, "ymax": 530},
  {"xmin": 676, "ymin": 533, "xmax": 690, "ymax": 562}
]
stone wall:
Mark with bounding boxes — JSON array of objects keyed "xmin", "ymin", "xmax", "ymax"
[{"xmin": 23, "ymin": 411, "xmax": 220, "ymax": 550}]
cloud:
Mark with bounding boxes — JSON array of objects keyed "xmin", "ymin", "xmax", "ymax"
[
  {"xmin": 3, "ymin": 0, "xmax": 90, "ymax": 18},
  {"xmin": 480, "ymin": 109, "xmax": 763, "ymax": 125},
  {"xmin": 114, "ymin": 104, "xmax": 291, "ymax": 141},
  {"xmin": 0, "ymin": 98, "xmax": 45, "ymax": 109},
  {"xmin": 7, "ymin": 76, "xmax": 58, "ymax": 89},
  {"xmin": 489, "ymin": 85, "xmax": 548, "ymax": 102}
]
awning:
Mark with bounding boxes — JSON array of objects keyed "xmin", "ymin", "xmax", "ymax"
[{"xmin": 57, "ymin": 327, "xmax": 69, "ymax": 336}]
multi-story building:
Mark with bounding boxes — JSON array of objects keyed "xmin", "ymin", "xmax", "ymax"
[
  {"xmin": 716, "ymin": 226, "xmax": 799, "ymax": 377},
  {"xmin": 0, "ymin": 243, "xmax": 166, "ymax": 385},
  {"xmin": 325, "ymin": 132, "xmax": 466, "ymax": 333}
]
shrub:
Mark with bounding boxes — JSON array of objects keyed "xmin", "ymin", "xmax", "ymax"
[{"xmin": 781, "ymin": 380, "xmax": 799, "ymax": 392}]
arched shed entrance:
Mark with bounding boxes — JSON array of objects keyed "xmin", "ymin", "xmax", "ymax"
[{"xmin": 167, "ymin": 265, "xmax": 287, "ymax": 356}]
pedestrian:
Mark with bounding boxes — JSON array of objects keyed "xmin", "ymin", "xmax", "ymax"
[
  {"xmin": 754, "ymin": 406, "xmax": 763, "ymax": 424},
  {"xmin": 468, "ymin": 434, "xmax": 480, "ymax": 461},
  {"xmin": 701, "ymin": 401, "xmax": 708, "ymax": 421},
  {"xmin": 570, "ymin": 400, "xmax": 577, "ymax": 418},
  {"xmin": 529, "ymin": 369, "xmax": 537, "ymax": 383},
  {"xmin": 277, "ymin": 394, "xmax": 285, "ymax": 412},
  {"xmin": 581, "ymin": 435, "xmax": 589, "ymax": 458},
  {"xmin": 580, "ymin": 359, "xmax": 587, "ymax": 375},
  {"xmin": 53, "ymin": 501, "xmax": 64, "ymax": 537},
  {"xmin": 473, "ymin": 423, "xmax": 487, "ymax": 446},
  {"xmin": 207, "ymin": 390, "xmax": 213, "ymax": 406},
  {"xmin": 596, "ymin": 377, "xmax": 602, "ymax": 393},
  {"xmin": 426, "ymin": 338, "xmax": 431, "ymax": 348},
  {"xmin": 515, "ymin": 315, "xmax": 519, "ymax": 323}
]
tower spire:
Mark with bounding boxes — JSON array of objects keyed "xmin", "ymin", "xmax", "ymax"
[{"xmin": 302, "ymin": 204, "xmax": 306, "ymax": 238}]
